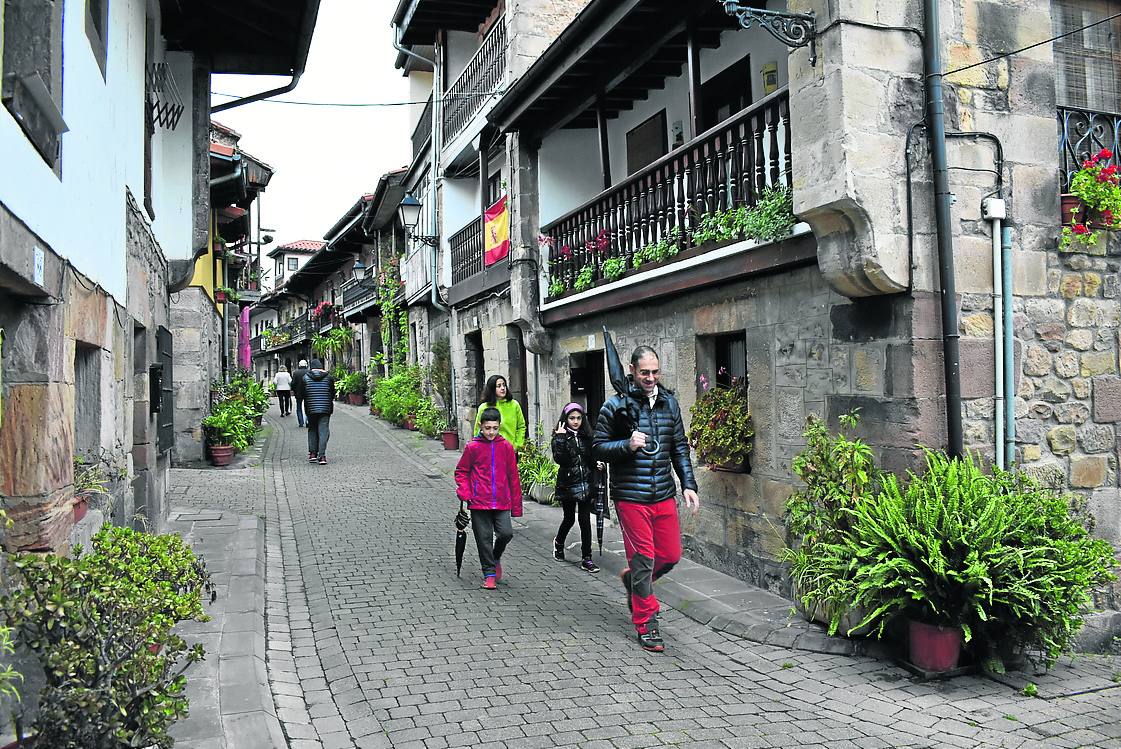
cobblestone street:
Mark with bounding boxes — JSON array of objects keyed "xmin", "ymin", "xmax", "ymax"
[{"xmin": 169, "ymin": 404, "xmax": 1121, "ymax": 749}]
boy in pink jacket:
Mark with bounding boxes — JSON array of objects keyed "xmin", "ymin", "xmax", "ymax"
[{"xmin": 455, "ymin": 407, "xmax": 523, "ymax": 589}]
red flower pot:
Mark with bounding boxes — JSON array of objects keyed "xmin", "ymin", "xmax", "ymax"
[
  {"xmin": 73, "ymin": 495, "xmax": 89, "ymax": 523},
  {"xmin": 404, "ymin": 415, "xmax": 417, "ymax": 431},
  {"xmin": 441, "ymin": 430, "xmax": 460, "ymax": 450},
  {"xmin": 347, "ymin": 393, "xmax": 364, "ymax": 406},
  {"xmin": 209, "ymin": 445, "xmax": 236, "ymax": 466},
  {"xmin": 1061, "ymin": 193, "xmax": 1114, "ymax": 229},
  {"xmin": 215, "ymin": 290, "xmax": 227, "ymax": 303},
  {"xmin": 908, "ymin": 620, "xmax": 962, "ymax": 673}
]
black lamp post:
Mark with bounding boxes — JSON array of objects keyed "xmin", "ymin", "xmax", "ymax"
[{"xmin": 397, "ymin": 194, "xmax": 439, "ymax": 247}]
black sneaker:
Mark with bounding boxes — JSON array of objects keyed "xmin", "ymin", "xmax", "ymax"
[
  {"xmin": 637, "ymin": 620, "xmax": 664, "ymax": 652},
  {"xmin": 308, "ymin": 453, "xmax": 317, "ymax": 463},
  {"xmin": 580, "ymin": 558, "xmax": 600, "ymax": 574},
  {"xmin": 621, "ymin": 568, "xmax": 633, "ymax": 612},
  {"xmin": 552, "ymin": 541, "xmax": 565, "ymax": 562}
]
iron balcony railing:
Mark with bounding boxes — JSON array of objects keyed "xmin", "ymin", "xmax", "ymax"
[
  {"xmin": 542, "ymin": 89, "xmax": 792, "ymax": 300},
  {"xmin": 1058, "ymin": 105, "xmax": 1121, "ymax": 192},
  {"xmin": 450, "ymin": 217, "xmax": 484, "ymax": 285},
  {"xmin": 412, "ymin": 94, "xmax": 433, "ymax": 159},
  {"xmin": 442, "ymin": 17, "xmax": 506, "ymax": 144},
  {"xmin": 342, "ymin": 275, "xmax": 378, "ymax": 311}
]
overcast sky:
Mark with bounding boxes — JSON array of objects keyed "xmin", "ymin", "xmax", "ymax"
[{"xmin": 210, "ymin": 0, "xmax": 412, "ymax": 246}]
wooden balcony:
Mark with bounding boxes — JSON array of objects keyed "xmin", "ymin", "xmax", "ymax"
[
  {"xmin": 341, "ymin": 276, "xmax": 379, "ymax": 318},
  {"xmin": 412, "ymin": 94, "xmax": 433, "ymax": 160},
  {"xmin": 1059, "ymin": 105, "xmax": 1121, "ymax": 192},
  {"xmin": 541, "ymin": 89, "xmax": 792, "ymax": 302},
  {"xmin": 442, "ymin": 17, "xmax": 506, "ymax": 144}
]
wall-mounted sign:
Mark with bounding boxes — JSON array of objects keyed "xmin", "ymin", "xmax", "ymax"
[{"xmin": 761, "ymin": 62, "xmax": 779, "ymax": 95}]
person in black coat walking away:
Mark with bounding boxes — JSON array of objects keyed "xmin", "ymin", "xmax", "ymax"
[
  {"xmin": 303, "ymin": 359, "xmax": 334, "ymax": 464},
  {"xmin": 292, "ymin": 359, "xmax": 309, "ymax": 427},
  {"xmin": 551, "ymin": 403, "xmax": 603, "ymax": 573}
]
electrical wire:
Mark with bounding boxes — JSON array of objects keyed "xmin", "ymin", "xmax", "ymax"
[{"xmin": 941, "ymin": 11, "xmax": 1121, "ymax": 78}]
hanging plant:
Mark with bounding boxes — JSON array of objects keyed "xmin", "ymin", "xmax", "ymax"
[
  {"xmin": 573, "ymin": 264, "xmax": 595, "ymax": 292},
  {"xmin": 688, "ymin": 371, "xmax": 753, "ymax": 469},
  {"xmin": 1061, "ymin": 148, "xmax": 1121, "ymax": 250}
]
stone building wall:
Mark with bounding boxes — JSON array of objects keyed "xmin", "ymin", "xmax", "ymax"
[{"xmin": 171, "ymin": 289, "xmax": 221, "ymax": 464}]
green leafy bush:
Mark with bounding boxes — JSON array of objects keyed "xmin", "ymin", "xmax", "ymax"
[
  {"xmin": 370, "ymin": 366, "xmax": 423, "ymax": 425},
  {"xmin": 201, "ymin": 401, "xmax": 255, "ymax": 451},
  {"xmin": 414, "ymin": 398, "xmax": 448, "ymax": 437},
  {"xmin": 516, "ymin": 429, "xmax": 558, "ymax": 498},
  {"xmin": 1, "ymin": 527, "xmax": 213, "ymax": 747},
  {"xmin": 333, "ymin": 371, "xmax": 366, "ymax": 398},
  {"xmin": 743, "ymin": 186, "xmax": 796, "ymax": 243},
  {"xmin": 601, "ymin": 256, "xmax": 627, "ymax": 281},
  {"xmin": 573, "ymin": 265, "xmax": 595, "ymax": 292},
  {"xmin": 548, "ymin": 276, "xmax": 567, "ymax": 297},
  {"xmin": 794, "ymin": 446, "xmax": 1118, "ymax": 666}
]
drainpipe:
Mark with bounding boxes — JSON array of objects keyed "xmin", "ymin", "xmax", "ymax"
[
  {"xmin": 985, "ymin": 199, "xmax": 1006, "ymax": 469},
  {"xmin": 923, "ymin": 0, "xmax": 963, "ymax": 457},
  {"xmin": 1002, "ymin": 226, "xmax": 1015, "ymax": 467},
  {"xmin": 209, "ymin": 155, "xmax": 243, "ymax": 188}
]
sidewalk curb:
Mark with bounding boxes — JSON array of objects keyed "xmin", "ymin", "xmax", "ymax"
[{"xmin": 336, "ymin": 404, "xmax": 862, "ymax": 657}]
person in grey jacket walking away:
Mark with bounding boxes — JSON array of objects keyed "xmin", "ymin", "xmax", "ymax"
[
  {"xmin": 303, "ymin": 359, "xmax": 334, "ymax": 464},
  {"xmin": 292, "ymin": 359, "xmax": 309, "ymax": 427}
]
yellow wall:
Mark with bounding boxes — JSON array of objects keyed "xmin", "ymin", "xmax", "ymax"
[{"xmin": 188, "ymin": 212, "xmax": 226, "ymax": 314}]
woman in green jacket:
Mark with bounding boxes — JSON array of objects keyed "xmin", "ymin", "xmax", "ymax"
[{"xmin": 473, "ymin": 374, "xmax": 526, "ymax": 449}]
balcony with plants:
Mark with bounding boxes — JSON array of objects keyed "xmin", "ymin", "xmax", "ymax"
[{"xmin": 541, "ymin": 91, "xmax": 801, "ymax": 306}]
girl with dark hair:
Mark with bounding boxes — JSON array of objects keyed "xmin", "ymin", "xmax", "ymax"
[
  {"xmin": 551, "ymin": 403, "xmax": 603, "ymax": 573},
  {"xmin": 472, "ymin": 374, "xmax": 526, "ymax": 449}
]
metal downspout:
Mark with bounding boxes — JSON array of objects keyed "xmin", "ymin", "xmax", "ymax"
[
  {"xmin": 923, "ymin": 0, "xmax": 964, "ymax": 457},
  {"xmin": 1002, "ymin": 226, "xmax": 1015, "ymax": 467},
  {"xmin": 991, "ymin": 214, "xmax": 1005, "ymax": 469}
]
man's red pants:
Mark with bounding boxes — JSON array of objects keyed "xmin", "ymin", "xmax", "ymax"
[{"xmin": 616, "ymin": 498, "xmax": 681, "ymax": 627}]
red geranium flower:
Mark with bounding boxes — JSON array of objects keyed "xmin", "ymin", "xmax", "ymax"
[
  {"xmin": 1072, "ymin": 223, "xmax": 1091, "ymax": 235},
  {"xmin": 1097, "ymin": 148, "xmax": 1113, "ymax": 160}
]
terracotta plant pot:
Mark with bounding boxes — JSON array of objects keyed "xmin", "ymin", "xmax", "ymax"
[
  {"xmin": 73, "ymin": 495, "xmax": 89, "ymax": 523},
  {"xmin": 1061, "ymin": 193, "xmax": 1114, "ymax": 229},
  {"xmin": 404, "ymin": 415, "xmax": 417, "ymax": 431},
  {"xmin": 707, "ymin": 459, "xmax": 749, "ymax": 473},
  {"xmin": 441, "ymin": 430, "xmax": 460, "ymax": 450},
  {"xmin": 347, "ymin": 393, "xmax": 364, "ymax": 406},
  {"xmin": 908, "ymin": 619, "xmax": 962, "ymax": 673},
  {"xmin": 209, "ymin": 445, "xmax": 236, "ymax": 467},
  {"xmin": 215, "ymin": 290, "xmax": 227, "ymax": 303}
]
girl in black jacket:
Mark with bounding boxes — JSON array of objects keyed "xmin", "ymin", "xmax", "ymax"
[{"xmin": 551, "ymin": 403, "xmax": 603, "ymax": 573}]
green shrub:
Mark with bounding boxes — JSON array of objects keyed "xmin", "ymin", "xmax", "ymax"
[
  {"xmin": 371, "ymin": 367, "xmax": 423, "ymax": 425},
  {"xmin": 687, "ymin": 375, "xmax": 753, "ymax": 466},
  {"xmin": 1, "ymin": 527, "xmax": 213, "ymax": 747},
  {"xmin": 333, "ymin": 371, "xmax": 366, "ymax": 398},
  {"xmin": 797, "ymin": 448, "xmax": 1118, "ymax": 666},
  {"xmin": 516, "ymin": 430, "xmax": 558, "ymax": 498},
  {"xmin": 201, "ymin": 401, "xmax": 255, "ymax": 451}
]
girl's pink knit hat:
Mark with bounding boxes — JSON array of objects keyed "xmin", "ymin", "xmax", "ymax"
[{"xmin": 562, "ymin": 402, "xmax": 584, "ymax": 417}]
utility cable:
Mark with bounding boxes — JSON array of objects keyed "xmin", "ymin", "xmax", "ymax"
[{"xmin": 940, "ymin": 11, "xmax": 1121, "ymax": 78}]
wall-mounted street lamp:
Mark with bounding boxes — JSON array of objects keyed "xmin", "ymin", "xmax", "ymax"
[
  {"xmin": 351, "ymin": 260, "xmax": 366, "ymax": 282},
  {"xmin": 721, "ymin": 2, "xmax": 818, "ymax": 65},
  {"xmin": 397, "ymin": 194, "xmax": 439, "ymax": 247}
]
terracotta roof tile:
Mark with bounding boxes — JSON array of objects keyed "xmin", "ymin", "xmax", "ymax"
[{"xmin": 277, "ymin": 240, "xmax": 327, "ymax": 252}]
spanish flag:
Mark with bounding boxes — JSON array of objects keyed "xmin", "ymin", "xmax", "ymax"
[{"xmin": 484, "ymin": 195, "xmax": 510, "ymax": 267}]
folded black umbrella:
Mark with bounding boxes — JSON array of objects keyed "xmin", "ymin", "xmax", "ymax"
[
  {"xmin": 602, "ymin": 326, "xmax": 658, "ymax": 455},
  {"xmin": 454, "ymin": 501, "xmax": 470, "ymax": 577},
  {"xmin": 594, "ymin": 484, "xmax": 606, "ymax": 556}
]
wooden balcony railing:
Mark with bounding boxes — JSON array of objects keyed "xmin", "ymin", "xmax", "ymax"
[
  {"xmin": 342, "ymin": 276, "xmax": 378, "ymax": 311},
  {"xmin": 442, "ymin": 17, "xmax": 506, "ymax": 144},
  {"xmin": 250, "ymin": 335, "xmax": 262, "ymax": 354},
  {"xmin": 450, "ymin": 218, "xmax": 484, "ymax": 285},
  {"xmin": 412, "ymin": 94, "xmax": 433, "ymax": 159},
  {"xmin": 542, "ymin": 89, "xmax": 791, "ymax": 300},
  {"xmin": 1059, "ymin": 105, "xmax": 1121, "ymax": 192}
]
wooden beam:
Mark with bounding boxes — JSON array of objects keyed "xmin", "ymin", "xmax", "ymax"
[
  {"xmin": 686, "ymin": 19, "xmax": 703, "ymax": 139},
  {"xmin": 597, "ymin": 97, "xmax": 611, "ymax": 191}
]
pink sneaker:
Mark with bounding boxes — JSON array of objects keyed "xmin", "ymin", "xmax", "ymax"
[
  {"xmin": 495, "ymin": 563, "xmax": 502, "ymax": 582},
  {"xmin": 482, "ymin": 575, "xmax": 497, "ymax": 590}
]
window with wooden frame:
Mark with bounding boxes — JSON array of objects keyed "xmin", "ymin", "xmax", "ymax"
[
  {"xmin": 2, "ymin": 0, "xmax": 67, "ymax": 167},
  {"xmin": 626, "ymin": 109, "xmax": 668, "ymax": 175},
  {"xmin": 1053, "ymin": 0, "xmax": 1121, "ymax": 112}
]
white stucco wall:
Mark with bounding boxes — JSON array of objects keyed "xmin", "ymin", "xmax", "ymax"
[
  {"xmin": 444, "ymin": 30, "xmax": 480, "ymax": 89},
  {"xmin": 151, "ymin": 51, "xmax": 197, "ymax": 260},
  {"xmin": 539, "ymin": 128, "xmax": 603, "ymax": 226},
  {"xmin": 0, "ymin": 0, "xmax": 196, "ymax": 301}
]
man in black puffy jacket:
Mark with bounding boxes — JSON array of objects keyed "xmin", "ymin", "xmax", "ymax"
[
  {"xmin": 302, "ymin": 359, "xmax": 335, "ymax": 465},
  {"xmin": 593, "ymin": 345, "xmax": 699, "ymax": 653}
]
